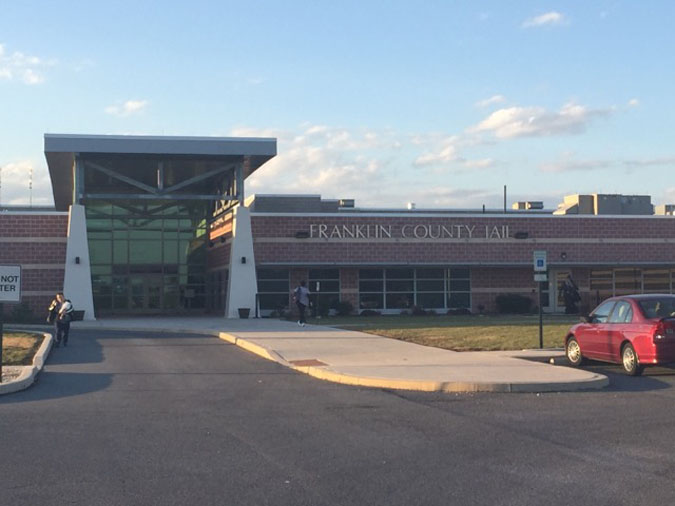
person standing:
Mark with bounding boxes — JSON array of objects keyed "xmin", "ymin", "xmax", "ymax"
[
  {"xmin": 293, "ymin": 280, "xmax": 310, "ymax": 327},
  {"xmin": 55, "ymin": 292, "xmax": 74, "ymax": 347},
  {"xmin": 47, "ymin": 293, "xmax": 60, "ymax": 338}
]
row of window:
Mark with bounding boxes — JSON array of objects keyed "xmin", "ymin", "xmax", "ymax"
[{"xmin": 256, "ymin": 268, "xmax": 471, "ymax": 312}]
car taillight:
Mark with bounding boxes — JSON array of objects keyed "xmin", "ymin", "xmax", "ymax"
[{"xmin": 654, "ymin": 322, "xmax": 667, "ymax": 343}]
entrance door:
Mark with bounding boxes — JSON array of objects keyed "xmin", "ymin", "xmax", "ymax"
[
  {"xmin": 550, "ymin": 270, "xmax": 572, "ymax": 313},
  {"xmin": 129, "ymin": 275, "xmax": 163, "ymax": 312}
]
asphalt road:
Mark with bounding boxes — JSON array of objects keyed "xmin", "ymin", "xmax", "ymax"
[{"xmin": 2, "ymin": 329, "xmax": 675, "ymax": 506}]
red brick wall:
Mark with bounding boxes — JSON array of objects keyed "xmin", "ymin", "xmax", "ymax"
[
  {"xmin": 0, "ymin": 212, "xmax": 68, "ymax": 318},
  {"xmin": 251, "ymin": 214, "xmax": 675, "ymax": 265},
  {"xmin": 250, "ymin": 213, "xmax": 675, "ymax": 313}
]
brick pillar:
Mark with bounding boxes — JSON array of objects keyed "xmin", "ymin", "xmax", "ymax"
[{"xmin": 340, "ymin": 268, "xmax": 358, "ymax": 314}]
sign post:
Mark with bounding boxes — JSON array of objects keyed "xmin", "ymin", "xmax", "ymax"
[
  {"xmin": 533, "ymin": 252, "xmax": 547, "ymax": 349},
  {"xmin": 0, "ymin": 265, "xmax": 22, "ymax": 383}
]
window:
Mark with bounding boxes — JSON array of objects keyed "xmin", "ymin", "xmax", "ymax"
[
  {"xmin": 257, "ymin": 269, "xmax": 290, "ymax": 314},
  {"xmin": 591, "ymin": 300, "xmax": 616, "ymax": 323},
  {"xmin": 309, "ymin": 269, "xmax": 340, "ymax": 314},
  {"xmin": 357, "ymin": 267, "xmax": 471, "ymax": 311},
  {"xmin": 608, "ymin": 301, "xmax": 633, "ymax": 323},
  {"xmin": 447, "ymin": 268, "xmax": 471, "ymax": 309}
]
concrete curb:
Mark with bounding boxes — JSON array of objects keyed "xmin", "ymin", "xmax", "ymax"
[
  {"xmin": 215, "ymin": 332, "xmax": 609, "ymax": 393},
  {"xmin": 8, "ymin": 324, "xmax": 609, "ymax": 394},
  {"xmin": 0, "ymin": 331, "xmax": 52, "ymax": 396}
]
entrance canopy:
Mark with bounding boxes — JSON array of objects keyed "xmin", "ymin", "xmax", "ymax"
[{"xmin": 44, "ymin": 134, "xmax": 277, "ymax": 211}]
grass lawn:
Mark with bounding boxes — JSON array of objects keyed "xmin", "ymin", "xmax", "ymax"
[
  {"xmin": 308, "ymin": 314, "xmax": 579, "ymax": 351},
  {"xmin": 1, "ymin": 332, "xmax": 44, "ymax": 366}
]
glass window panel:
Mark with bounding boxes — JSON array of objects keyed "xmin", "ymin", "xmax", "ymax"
[
  {"xmin": 643, "ymin": 269, "xmax": 671, "ymax": 293},
  {"xmin": 609, "ymin": 301, "xmax": 633, "ymax": 323},
  {"xmin": 449, "ymin": 280, "xmax": 471, "ymax": 292},
  {"xmin": 91, "ymin": 265, "xmax": 111, "ymax": 275},
  {"xmin": 386, "ymin": 268, "xmax": 414, "ymax": 279},
  {"xmin": 257, "ymin": 269, "xmax": 289, "ymax": 280},
  {"xmin": 113, "ymin": 296, "xmax": 128, "ymax": 310},
  {"xmin": 259, "ymin": 293, "xmax": 290, "ymax": 311},
  {"xmin": 448, "ymin": 292, "xmax": 471, "ymax": 309},
  {"xmin": 309, "ymin": 269, "xmax": 339, "ymax": 279},
  {"xmin": 359, "ymin": 293, "xmax": 383, "ymax": 309},
  {"xmin": 130, "ymin": 240, "xmax": 162, "ymax": 263},
  {"xmin": 359, "ymin": 280, "xmax": 383, "ymax": 292},
  {"xmin": 416, "ymin": 268, "xmax": 445, "ymax": 279},
  {"xmin": 258, "ymin": 280, "xmax": 290, "ymax": 293},
  {"xmin": 417, "ymin": 280, "xmax": 444, "ymax": 291},
  {"xmin": 591, "ymin": 300, "xmax": 616, "ymax": 322},
  {"xmin": 417, "ymin": 292, "xmax": 445, "ymax": 309},
  {"xmin": 449, "ymin": 268, "xmax": 470, "ymax": 279},
  {"xmin": 359, "ymin": 269, "xmax": 383, "ymax": 280},
  {"xmin": 386, "ymin": 280, "xmax": 414, "ymax": 292},
  {"xmin": 89, "ymin": 240, "xmax": 112, "ymax": 263},
  {"xmin": 312, "ymin": 280, "xmax": 339, "ymax": 292},
  {"xmin": 113, "ymin": 241, "xmax": 128, "ymax": 263},
  {"xmin": 94, "ymin": 295, "xmax": 112, "ymax": 310},
  {"xmin": 386, "ymin": 293, "xmax": 414, "ymax": 309},
  {"xmin": 163, "ymin": 240, "xmax": 178, "ymax": 264}
]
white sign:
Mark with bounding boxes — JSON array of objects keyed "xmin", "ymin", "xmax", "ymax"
[
  {"xmin": 534, "ymin": 273, "xmax": 548, "ymax": 282},
  {"xmin": 0, "ymin": 265, "xmax": 22, "ymax": 303},
  {"xmin": 533, "ymin": 250, "xmax": 547, "ymax": 272}
]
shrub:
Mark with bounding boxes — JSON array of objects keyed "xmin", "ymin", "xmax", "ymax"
[
  {"xmin": 495, "ymin": 293, "xmax": 532, "ymax": 314},
  {"xmin": 360, "ymin": 309, "xmax": 381, "ymax": 316},
  {"xmin": 334, "ymin": 300, "xmax": 354, "ymax": 316}
]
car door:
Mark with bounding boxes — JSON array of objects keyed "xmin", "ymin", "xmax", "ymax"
[
  {"xmin": 604, "ymin": 300, "xmax": 633, "ymax": 361},
  {"xmin": 581, "ymin": 300, "xmax": 616, "ymax": 358}
]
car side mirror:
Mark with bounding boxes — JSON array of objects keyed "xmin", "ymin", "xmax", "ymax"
[{"xmin": 580, "ymin": 315, "xmax": 592, "ymax": 323}]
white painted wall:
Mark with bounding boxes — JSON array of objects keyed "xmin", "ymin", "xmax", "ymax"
[
  {"xmin": 225, "ymin": 205, "xmax": 258, "ymax": 318},
  {"xmin": 63, "ymin": 204, "xmax": 96, "ymax": 320}
]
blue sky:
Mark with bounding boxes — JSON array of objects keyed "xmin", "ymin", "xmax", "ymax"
[{"xmin": 1, "ymin": 1, "xmax": 674, "ymax": 209}]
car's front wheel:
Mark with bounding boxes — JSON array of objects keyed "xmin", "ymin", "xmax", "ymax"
[
  {"xmin": 566, "ymin": 336, "xmax": 584, "ymax": 366},
  {"xmin": 621, "ymin": 343, "xmax": 644, "ymax": 376}
]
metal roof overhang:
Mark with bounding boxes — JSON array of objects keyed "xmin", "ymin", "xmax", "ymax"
[{"xmin": 44, "ymin": 134, "xmax": 277, "ymax": 211}]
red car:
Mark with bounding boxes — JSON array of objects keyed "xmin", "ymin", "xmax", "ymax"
[{"xmin": 565, "ymin": 294, "xmax": 675, "ymax": 375}]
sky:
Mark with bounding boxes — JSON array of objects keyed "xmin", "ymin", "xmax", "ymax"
[{"xmin": 1, "ymin": 0, "xmax": 674, "ymax": 210}]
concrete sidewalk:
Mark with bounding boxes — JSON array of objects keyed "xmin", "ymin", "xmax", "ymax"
[{"xmin": 28, "ymin": 316, "xmax": 608, "ymax": 393}]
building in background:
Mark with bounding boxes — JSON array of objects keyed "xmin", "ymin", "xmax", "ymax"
[{"xmin": 1, "ymin": 133, "xmax": 675, "ymax": 319}]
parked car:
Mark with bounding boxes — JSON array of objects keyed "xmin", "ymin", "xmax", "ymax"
[{"xmin": 565, "ymin": 294, "xmax": 675, "ymax": 375}]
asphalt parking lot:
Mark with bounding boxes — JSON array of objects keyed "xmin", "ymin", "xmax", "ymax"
[{"xmin": 2, "ymin": 329, "xmax": 674, "ymax": 506}]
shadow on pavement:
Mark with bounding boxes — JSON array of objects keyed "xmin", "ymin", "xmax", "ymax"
[{"xmin": 0, "ymin": 372, "xmax": 114, "ymax": 403}]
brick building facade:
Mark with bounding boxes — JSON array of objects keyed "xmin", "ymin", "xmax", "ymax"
[{"xmin": 0, "ymin": 211, "xmax": 69, "ymax": 317}]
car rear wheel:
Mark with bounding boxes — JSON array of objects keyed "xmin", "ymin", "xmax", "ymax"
[
  {"xmin": 621, "ymin": 343, "xmax": 644, "ymax": 376},
  {"xmin": 566, "ymin": 337, "xmax": 584, "ymax": 366}
]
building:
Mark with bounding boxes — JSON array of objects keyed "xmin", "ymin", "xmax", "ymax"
[{"xmin": 1, "ymin": 133, "xmax": 675, "ymax": 320}]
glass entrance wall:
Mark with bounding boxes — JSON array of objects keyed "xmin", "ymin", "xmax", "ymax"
[{"xmin": 86, "ymin": 201, "xmax": 208, "ymax": 314}]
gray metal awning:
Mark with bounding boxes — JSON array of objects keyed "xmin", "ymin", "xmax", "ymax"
[{"xmin": 44, "ymin": 134, "xmax": 277, "ymax": 210}]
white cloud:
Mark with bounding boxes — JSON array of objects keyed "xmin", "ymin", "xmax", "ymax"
[
  {"xmin": 470, "ymin": 102, "xmax": 611, "ymax": 139},
  {"xmin": 540, "ymin": 156, "xmax": 612, "ymax": 173},
  {"xmin": 0, "ymin": 160, "xmax": 53, "ymax": 206},
  {"xmin": 0, "ymin": 43, "xmax": 55, "ymax": 85},
  {"xmin": 475, "ymin": 95, "xmax": 506, "ymax": 108},
  {"xmin": 105, "ymin": 100, "xmax": 149, "ymax": 117},
  {"xmin": 522, "ymin": 11, "xmax": 566, "ymax": 28},
  {"xmin": 627, "ymin": 98, "xmax": 640, "ymax": 107},
  {"xmin": 623, "ymin": 156, "xmax": 675, "ymax": 168}
]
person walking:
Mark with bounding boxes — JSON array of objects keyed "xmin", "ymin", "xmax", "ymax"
[
  {"xmin": 47, "ymin": 293, "xmax": 60, "ymax": 339},
  {"xmin": 54, "ymin": 292, "xmax": 75, "ymax": 347},
  {"xmin": 293, "ymin": 280, "xmax": 310, "ymax": 327}
]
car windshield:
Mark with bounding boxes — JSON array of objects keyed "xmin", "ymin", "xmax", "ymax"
[{"xmin": 638, "ymin": 297, "xmax": 675, "ymax": 319}]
